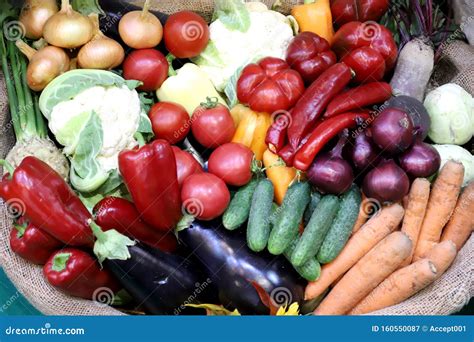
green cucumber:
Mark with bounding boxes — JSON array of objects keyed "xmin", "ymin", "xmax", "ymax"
[
  {"xmin": 223, "ymin": 178, "xmax": 258, "ymax": 230},
  {"xmin": 303, "ymin": 192, "xmax": 322, "ymax": 226},
  {"xmin": 269, "ymin": 202, "xmax": 280, "ymax": 226},
  {"xmin": 317, "ymin": 186, "xmax": 362, "ymax": 264},
  {"xmin": 268, "ymin": 182, "xmax": 311, "ymax": 255},
  {"xmin": 290, "ymin": 195, "xmax": 340, "ymax": 267},
  {"xmin": 247, "ymin": 179, "xmax": 274, "ymax": 252},
  {"xmin": 284, "ymin": 239, "xmax": 321, "ymax": 281}
]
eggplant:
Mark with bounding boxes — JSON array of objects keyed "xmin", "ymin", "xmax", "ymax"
[
  {"xmin": 105, "ymin": 243, "xmax": 218, "ymax": 315},
  {"xmin": 178, "ymin": 220, "xmax": 306, "ymax": 315}
]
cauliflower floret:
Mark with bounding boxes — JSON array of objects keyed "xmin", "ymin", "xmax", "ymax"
[{"xmin": 49, "ymin": 85, "xmax": 141, "ymax": 172}]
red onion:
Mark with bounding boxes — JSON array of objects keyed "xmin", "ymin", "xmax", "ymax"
[
  {"xmin": 385, "ymin": 96, "xmax": 431, "ymax": 139},
  {"xmin": 371, "ymin": 108, "xmax": 415, "ymax": 155},
  {"xmin": 398, "ymin": 140, "xmax": 441, "ymax": 178},
  {"xmin": 362, "ymin": 159, "xmax": 409, "ymax": 203},
  {"xmin": 347, "ymin": 130, "xmax": 381, "ymax": 171}
]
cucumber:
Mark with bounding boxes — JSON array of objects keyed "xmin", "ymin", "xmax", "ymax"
[
  {"xmin": 303, "ymin": 192, "xmax": 322, "ymax": 226},
  {"xmin": 269, "ymin": 202, "xmax": 280, "ymax": 226},
  {"xmin": 284, "ymin": 239, "xmax": 321, "ymax": 281},
  {"xmin": 317, "ymin": 186, "xmax": 362, "ymax": 264},
  {"xmin": 290, "ymin": 195, "xmax": 340, "ymax": 267},
  {"xmin": 247, "ymin": 179, "xmax": 274, "ymax": 252},
  {"xmin": 222, "ymin": 178, "xmax": 258, "ymax": 230},
  {"xmin": 268, "ymin": 182, "xmax": 311, "ymax": 255}
]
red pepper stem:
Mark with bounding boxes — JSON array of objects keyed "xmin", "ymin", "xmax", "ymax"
[
  {"xmin": 0, "ymin": 159, "xmax": 14, "ymax": 178},
  {"xmin": 14, "ymin": 223, "xmax": 27, "ymax": 238},
  {"xmin": 200, "ymin": 97, "xmax": 219, "ymax": 109},
  {"xmin": 51, "ymin": 252, "xmax": 72, "ymax": 272},
  {"xmin": 166, "ymin": 53, "xmax": 177, "ymax": 77}
]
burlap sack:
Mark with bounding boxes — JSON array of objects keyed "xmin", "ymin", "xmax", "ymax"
[{"xmin": 0, "ymin": 0, "xmax": 472, "ymax": 316}]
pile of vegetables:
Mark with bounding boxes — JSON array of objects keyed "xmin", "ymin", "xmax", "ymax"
[{"xmin": 0, "ymin": 0, "xmax": 472, "ymax": 316}]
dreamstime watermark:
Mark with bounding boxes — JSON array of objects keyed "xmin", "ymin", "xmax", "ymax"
[
  {"xmin": 182, "ymin": 198, "xmax": 205, "ymax": 217},
  {"xmin": 358, "ymin": 21, "xmax": 382, "ymax": 42},
  {"xmin": 360, "ymin": 197, "xmax": 382, "ymax": 219},
  {"xmin": 181, "ymin": 20, "xmax": 206, "ymax": 42},
  {"xmin": 270, "ymin": 287, "xmax": 292, "ymax": 307},
  {"xmin": 5, "ymin": 198, "xmax": 26, "ymax": 220},
  {"xmin": 92, "ymin": 287, "xmax": 115, "ymax": 307},
  {"xmin": 173, "ymin": 278, "xmax": 213, "ymax": 315},
  {"xmin": 3, "ymin": 20, "xmax": 25, "ymax": 41},
  {"xmin": 4, "ymin": 323, "xmax": 85, "ymax": 336},
  {"xmin": 0, "ymin": 290, "xmax": 20, "ymax": 314},
  {"xmin": 270, "ymin": 110, "xmax": 292, "ymax": 130}
]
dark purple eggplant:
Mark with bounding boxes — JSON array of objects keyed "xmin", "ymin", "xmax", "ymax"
[
  {"xmin": 178, "ymin": 220, "xmax": 306, "ymax": 315},
  {"xmin": 385, "ymin": 96, "xmax": 431, "ymax": 139},
  {"xmin": 105, "ymin": 243, "xmax": 218, "ymax": 315}
]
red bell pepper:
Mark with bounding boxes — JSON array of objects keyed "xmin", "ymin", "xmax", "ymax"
[
  {"xmin": 293, "ymin": 112, "xmax": 370, "ymax": 171},
  {"xmin": 0, "ymin": 157, "xmax": 93, "ymax": 247},
  {"xmin": 287, "ymin": 63, "xmax": 352, "ymax": 149},
  {"xmin": 331, "ymin": 0, "xmax": 389, "ymax": 27},
  {"xmin": 44, "ymin": 248, "xmax": 120, "ymax": 300},
  {"xmin": 119, "ymin": 139, "xmax": 182, "ymax": 232},
  {"xmin": 94, "ymin": 197, "xmax": 178, "ymax": 253},
  {"xmin": 324, "ymin": 82, "xmax": 391, "ymax": 117},
  {"xmin": 341, "ymin": 46, "xmax": 386, "ymax": 83},
  {"xmin": 286, "ymin": 32, "xmax": 337, "ymax": 85},
  {"xmin": 10, "ymin": 217, "xmax": 62, "ymax": 265},
  {"xmin": 237, "ymin": 57, "xmax": 305, "ymax": 113}
]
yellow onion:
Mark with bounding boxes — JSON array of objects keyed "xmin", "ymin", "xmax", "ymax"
[
  {"xmin": 16, "ymin": 40, "xmax": 70, "ymax": 91},
  {"xmin": 42, "ymin": 0, "xmax": 94, "ymax": 49},
  {"xmin": 118, "ymin": 0, "xmax": 163, "ymax": 49},
  {"xmin": 19, "ymin": 0, "xmax": 59, "ymax": 40},
  {"xmin": 77, "ymin": 14, "xmax": 125, "ymax": 70}
]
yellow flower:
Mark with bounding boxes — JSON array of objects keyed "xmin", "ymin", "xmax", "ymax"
[{"xmin": 276, "ymin": 302, "xmax": 300, "ymax": 316}]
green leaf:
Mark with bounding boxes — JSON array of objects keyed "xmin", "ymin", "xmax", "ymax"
[
  {"xmin": 224, "ymin": 56, "xmax": 261, "ymax": 107},
  {"xmin": 137, "ymin": 110, "xmax": 153, "ymax": 134},
  {"xmin": 213, "ymin": 0, "xmax": 250, "ymax": 32},
  {"xmin": 0, "ymin": 1, "xmax": 20, "ymax": 25},
  {"xmin": 71, "ymin": 0, "xmax": 104, "ymax": 15},
  {"xmin": 191, "ymin": 41, "xmax": 225, "ymax": 68},
  {"xmin": 90, "ymin": 221, "xmax": 135, "ymax": 264},
  {"xmin": 124, "ymin": 79, "xmax": 143, "ymax": 90}
]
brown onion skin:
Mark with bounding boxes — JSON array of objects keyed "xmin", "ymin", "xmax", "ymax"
[
  {"xmin": 43, "ymin": 0, "xmax": 94, "ymax": 49},
  {"xmin": 362, "ymin": 159, "xmax": 410, "ymax": 203},
  {"xmin": 398, "ymin": 140, "xmax": 441, "ymax": 178},
  {"xmin": 20, "ymin": 0, "xmax": 59, "ymax": 40},
  {"xmin": 371, "ymin": 108, "xmax": 415, "ymax": 155},
  {"xmin": 118, "ymin": 2, "xmax": 163, "ymax": 49}
]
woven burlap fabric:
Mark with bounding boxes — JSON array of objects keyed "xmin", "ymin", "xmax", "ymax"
[{"xmin": 0, "ymin": 0, "xmax": 472, "ymax": 316}]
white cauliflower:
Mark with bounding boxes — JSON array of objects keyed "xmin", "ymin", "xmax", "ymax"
[{"xmin": 193, "ymin": 1, "xmax": 295, "ymax": 91}]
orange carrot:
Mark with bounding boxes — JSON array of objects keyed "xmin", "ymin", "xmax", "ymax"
[
  {"xmin": 351, "ymin": 192, "xmax": 369, "ymax": 234},
  {"xmin": 305, "ymin": 203, "xmax": 404, "ymax": 300},
  {"xmin": 413, "ymin": 161, "xmax": 464, "ymax": 260},
  {"xmin": 314, "ymin": 231, "xmax": 412, "ymax": 315},
  {"xmin": 349, "ymin": 259, "xmax": 437, "ymax": 315},
  {"xmin": 425, "ymin": 240, "xmax": 457, "ymax": 279},
  {"xmin": 441, "ymin": 182, "xmax": 474, "ymax": 251},
  {"xmin": 400, "ymin": 178, "xmax": 430, "ymax": 266}
]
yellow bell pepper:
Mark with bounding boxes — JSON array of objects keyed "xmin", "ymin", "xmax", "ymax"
[
  {"xmin": 291, "ymin": 0, "xmax": 334, "ymax": 44},
  {"xmin": 250, "ymin": 113, "xmax": 272, "ymax": 161},
  {"xmin": 232, "ymin": 109, "xmax": 258, "ymax": 147},
  {"xmin": 263, "ymin": 149, "xmax": 297, "ymax": 205},
  {"xmin": 230, "ymin": 104, "xmax": 254, "ymax": 127}
]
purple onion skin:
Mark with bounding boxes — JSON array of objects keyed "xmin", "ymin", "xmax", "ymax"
[
  {"xmin": 372, "ymin": 108, "xmax": 415, "ymax": 155},
  {"xmin": 307, "ymin": 154, "xmax": 354, "ymax": 195},
  {"xmin": 362, "ymin": 159, "xmax": 410, "ymax": 203},
  {"xmin": 385, "ymin": 96, "xmax": 431, "ymax": 139},
  {"xmin": 348, "ymin": 131, "xmax": 381, "ymax": 171},
  {"xmin": 398, "ymin": 140, "xmax": 441, "ymax": 178}
]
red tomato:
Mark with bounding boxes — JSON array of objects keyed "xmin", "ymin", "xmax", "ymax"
[
  {"xmin": 123, "ymin": 49, "xmax": 168, "ymax": 91},
  {"xmin": 164, "ymin": 11, "xmax": 210, "ymax": 58},
  {"xmin": 208, "ymin": 143, "xmax": 254, "ymax": 186},
  {"xmin": 172, "ymin": 146, "xmax": 203, "ymax": 187},
  {"xmin": 191, "ymin": 103, "xmax": 235, "ymax": 149},
  {"xmin": 149, "ymin": 102, "xmax": 190, "ymax": 144},
  {"xmin": 181, "ymin": 173, "xmax": 230, "ymax": 221}
]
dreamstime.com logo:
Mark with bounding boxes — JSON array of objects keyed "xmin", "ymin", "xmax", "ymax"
[
  {"xmin": 4, "ymin": 323, "xmax": 85, "ymax": 336},
  {"xmin": 174, "ymin": 278, "xmax": 213, "ymax": 315}
]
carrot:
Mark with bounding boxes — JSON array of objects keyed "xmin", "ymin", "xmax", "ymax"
[
  {"xmin": 402, "ymin": 194, "xmax": 409, "ymax": 209},
  {"xmin": 314, "ymin": 231, "xmax": 412, "ymax": 315},
  {"xmin": 305, "ymin": 203, "xmax": 404, "ymax": 300},
  {"xmin": 349, "ymin": 259, "xmax": 437, "ymax": 315},
  {"xmin": 400, "ymin": 178, "xmax": 430, "ymax": 266},
  {"xmin": 425, "ymin": 240, "xmax": 457, "ymax": 279},
  {"xmin": 441, "ymin": 182, "xmax": 474, "ymax": 251},
  {"xmin": 351, "ymin": 192, "xmax": 369, "ymax": 234},
  {"xmin": 413, "ymin": 161, "xmax": 464, "ymax": 260},
  {"xmin": 263, "ymin": 149, "xmax": 297, "ymax": 205}
]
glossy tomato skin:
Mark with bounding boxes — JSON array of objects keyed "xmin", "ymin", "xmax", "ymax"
[
  {"xmin": 171, "ymin": 146, "xmax": 203, "ymax": 187},
  {"xmin": 208, "ymin": 143, "xmax": 253, "ymax": 186},
  {"xmin": 123, "ymin": 49, "xmax": 168, "ymax": 91},
  {"xmin": 191, "ymin": 104, "xmax": 235, "ymax": 149},
  {"xmin": 164, "ymin": 11, "xmax": 210, "ymax": 58},
  {"xmin": 149, "ymin": 102, "xmax": 190, "ymax": 144},
  {"xmin": 181, "ymin": 173, "xmax": 230, "ymax": 221}
]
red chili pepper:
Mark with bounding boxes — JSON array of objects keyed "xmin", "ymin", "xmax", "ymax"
[
  {"xmin": 0, "ymin": 157, "xmax": 93, "ymax": 247},
  {"xmin": 324, "ymin": 82, "xmax": 391, "ymax": 117},
  {"xmin": 237, "ymin": 57, "xmax": 305, "ymax": 113},
  {"xmin": 277, "ymin": 132, "xmax": 312, "ymax": 167},
  {"xmin": 94, "ymin": 197, "xmax": 177, "ymax": 253},
  {"xmin": 331, "ymin": 0, "xmax": 389, "ymax": 27},
  {"xmin": 119, "ymin": 139, "xmax": 181, "ymax": 232},
  {"xmin": 286, "ymin": 32, "xmax": 337, "ymax": 85},
  {"xmin": 287, "ymin": 63, "xmax": 352, "ymax": 149},
  {"xmin": 265, "ymin": 112, "xmax": 291, "ymax": 153},
  {"xmin": 44, "ymin": 248, "xmax": 120, "ymax": 300},
  {"xmin": 293, "ymin": 112, "xmax": 370, "ymax": 171},
  {"xmin": 9, "ymin": 217, "xmax": 62, "ymax": 265}
]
